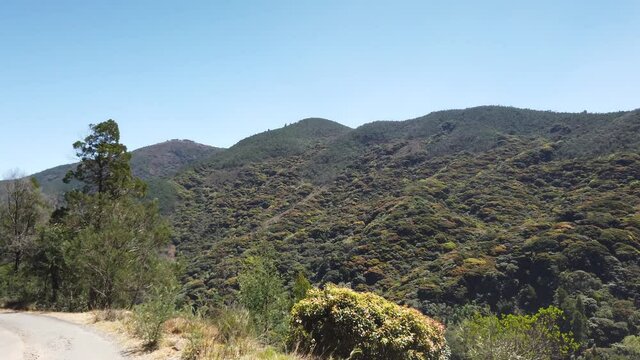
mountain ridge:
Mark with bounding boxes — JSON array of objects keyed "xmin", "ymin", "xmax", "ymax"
[
  {"xmin": 166, "ymin": 105, "xmax": 640, "ymax": 350},
  {"xmin": 21, "ymin": 105, "xmax": 639, "ymax": 188}
]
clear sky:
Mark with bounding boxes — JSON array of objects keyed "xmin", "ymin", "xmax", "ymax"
[{"xmin": 1, "ymin": 1, "xmax": 639, "ymax": 175}]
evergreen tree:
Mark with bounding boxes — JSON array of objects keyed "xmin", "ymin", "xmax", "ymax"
[
  {"xmin": 571, "ymin": 296, "xmax": 589, "ymax": 344},
  {"xmin": 557, "ymin": 287, "xmax": 589, "ymax": 346},
  {"xmin": 64, "ymin": 119, "xmax": 145, "ymax": 199},
  {"xmin": 292, "ymin": 271, "xmax": 311, "ymax": 303},
  {"xmin": 54, "ymin": 119, "xmax": 171, "ymax": 309}
]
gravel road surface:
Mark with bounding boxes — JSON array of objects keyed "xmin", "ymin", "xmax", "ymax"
[{"xmin": 0, "ymin": 312, "xmax": 124, "ymax": 360}]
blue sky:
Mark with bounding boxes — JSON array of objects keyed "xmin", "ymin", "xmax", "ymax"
[{"xmin": 1, "ymin": 1, "xmax": 639, "ymax": 175}]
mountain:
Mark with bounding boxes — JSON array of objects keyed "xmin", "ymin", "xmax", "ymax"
[
  {"xmin": 203, "ymin": 118, "xmax": 351, "ymax": 168},
  {"xmin": 170, "ymin": 106, "xmax": 640, "ymax": 349},
  {"xmin": 130, "ymin": 139, "xmax": 222, "ymax": 179},
  {"xmin": 23, "ymin": 139, "xmax": 222, "ymax": 209},
  {"xmin": 305, "ymin": 106, "xmax": 634, "ymax": 179}
]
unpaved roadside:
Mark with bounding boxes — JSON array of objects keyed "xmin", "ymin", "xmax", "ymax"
[
  {"xmin": 46, "ymin": 311, "xmax": 184, "ymax": 360},
  {"xmin": 0, "ymin": 311, "xmax": 125, "ymax": 360}
]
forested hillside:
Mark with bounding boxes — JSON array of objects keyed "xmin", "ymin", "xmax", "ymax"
[
  {"xmin": 22, "ymin": 139, "xmax": 220, "ymax": 195},
  {"xmin": 170, "ymin": 106, "xmax": 640, "ymax": 355},
  {"xmin": 7, "ymin": 106, "xmax": 640, "ymax": 358}
]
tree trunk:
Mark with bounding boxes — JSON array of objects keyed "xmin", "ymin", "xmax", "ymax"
[
  {"xmin": 13, "ymin": 250, "xmax": 21, "ymax": 272},
  {"xmin": 50, "ymin": 267, "xmax": 60, "ymax": 303}
]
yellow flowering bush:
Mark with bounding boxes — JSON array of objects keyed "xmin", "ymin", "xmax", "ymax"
[{"xmin": 289, "ymin": 285, "xmax": 449, "ymax": 360}]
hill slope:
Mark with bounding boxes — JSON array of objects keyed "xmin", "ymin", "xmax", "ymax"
[
  {"xmin": 23, "ymin": 139, "xmax": 222, "ymax": 210},
  {"xmin": 130, "ymin": 139, "xmax": 222, "ymax": 179},
  {"xmin": 171, "ymin": 106, "xmax": 640, "ymax": 349},
  {"xmin": 203, "ymin": 118, "xmax": 351, "ymax": 169}
]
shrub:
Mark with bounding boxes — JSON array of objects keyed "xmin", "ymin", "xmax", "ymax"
[
  {"xmin": 289, "ymin": 285, "xmax": 448, "ymax": 360},
  {"xmin": 447, "ymin": 306, "xmax": 578, "ymax": 360},
  {"xmin": 616, "ymin": 335, "xmax": 640, "ymax": 356},
  {"xmin": 582, "ymin": 335, "xmax": 640, "ymax": 359},
  {"xmin": 180, "ymin": 306, "xmax": 297, "ymax": 360},
  {"xmin": 292, "ymin": 272, "xmax": 312, "ymax": 304},
  {"xmin": 238, "ymin": 256, "xmax": 290, "ymax": 344},
  {"xmin": 213, "ymin": 306, "xmax": 256, "ymax": 346},
  {"xmin": 130, "ymin": 286, "xmax": 176, "ymax": 348},
  {"xmin": 181, "ymin": 315, "xmax": 217, "ymax": 360},
  {"xmin": 589, "ymin": 317, "xmax": 629, "ymax": 347}
]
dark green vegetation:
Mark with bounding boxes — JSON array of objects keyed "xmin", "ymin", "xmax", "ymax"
[
  {"xmin": 171, "ymin": 106, "xmax": 640, "ymax": 358},
  {"xmin": 447, "ymin": 306, "xmax": 578, "ymax": 359},
  {"xmin": 0, "ymin": 120, "xmax": 174, "ymax": 311}
]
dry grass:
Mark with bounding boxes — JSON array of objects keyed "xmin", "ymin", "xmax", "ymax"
[
  {"xmin": 35, "ymin": 309, "xmax": 314, "ymax": 360},
  {"xmin": 164, "ymin": 316, "xmax": 192, "ymax": 335},
  {"xmin": 93, "ymin": 308, "xmax": 129, "ymax": 323},
  {"xmin": 178, "ymin": 309, "xmax": 314, "ymax": 360}
]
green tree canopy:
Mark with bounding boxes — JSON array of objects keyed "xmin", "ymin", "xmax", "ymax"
[
  {"xmin": 64, "ymin": 119, "xmax": 145, "ymax": 198},
  {"xmin": 17, "ymin": 119, "xmax": 175, "ymax": 310},
  {"xmin": 238, "ymin": 255, "xmax": 289, "ymax": 342}
]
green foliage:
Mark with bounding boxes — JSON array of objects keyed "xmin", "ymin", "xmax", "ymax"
[
  {"xmin": 238, "ymin": 256, "xmax": 290, "ymax": 344},
  {"xmin": 447, "ymin": 306, "xmax": 578, "ymax": 360},
  {"xmin": 581, "ymin": 335, "xmax": 640, "ymax": 359},
  {"xmin": 1, "ymin": 119, "xmax": 174, "ymax": 312},
  {"xmin": 26, "ymin": 224, "xmax": 75, "ymax": 307},
  {"xmin": 64, "ymin": 119, "xmax": 145, "ymax": 198},
  {"xmin": 289, "ymin": 285, "xmax": 448, "ymax": 360},
  {"xmin": 130, "ymin": 285, "xmax": 177, "ymax": 348},
  {"xmin": 213, "ymin": 306, "xmax": 256, "ymax": 344},
  {"xmin": 556, "ymin": 288, "xmax": 589, "ymax": 345},
  {"xmin": 145, "ymin": 178, "xmax": 179, "ymax": 214},
  {"xmin": 130, "ymin": 139, "xmax": 222, "ymax": 180},
  {"xmin": 5, "ymin": 107, "xmax": 640, "ymax": 358},
  {"xmin": 0, "ymin": 263, "xmax": 37, "ymax": 308},
  {"xmin": 210, "ymin": 118, "xmax": 350, "ymax": 168},
  {"xmin": 0, "ymin": 174, "xmax": 50, "ymax": 307},
  {"xmin": 179, "ymin": 305, "xmax": 303, "ymax": 360},
  {"xmin": 60, "ymin": 193, "xmax": 171, "ymax": 309},
  {"xmin": 292, "ymin": 272, "xmax": 311, "ymax": 304},
  {"xmin": 589, "ymin": 318, "xmax": 629, "ymax": 348},
  {"xmin": 57, "ymin": 120, "xmax": 173, "ymax": 309},
  {"xmin": 20, "ymin": 139, "xmax": 220, "ymax": 209}
]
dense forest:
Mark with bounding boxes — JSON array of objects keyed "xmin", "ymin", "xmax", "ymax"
[{"xmin": 2, "ymin": 106, "xmax": 640, "ymax": 359}]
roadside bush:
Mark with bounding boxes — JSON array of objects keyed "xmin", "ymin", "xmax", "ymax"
[
  {"xmin": 238, "ymin": 256, "xmax": 290, "ymax": 344},
  {"xmin": 130, "ymin": 286, "xmax": 176, "ymax": 348},
  {"xmin": 447, "ymin": 306, "xmax": 578, "ymax": 360},
  {"xmin": 181, "ymin": 306, "xmax": 293, "ymax": 360},
  {"xmin": 213, "ymin": 306, "xmax": 256, "ymax": 344},
  {"xmin": 181, "ymin": 314, "xmax": 217, "ymax": 360},
  {"xmin": 289, "ymin": 285, "xmax": 448, "ymax": 360}
]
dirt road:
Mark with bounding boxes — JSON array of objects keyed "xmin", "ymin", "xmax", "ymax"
[{"xmin": 0, "ymin": 312, "xmax": 124, "ymax": 360}]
